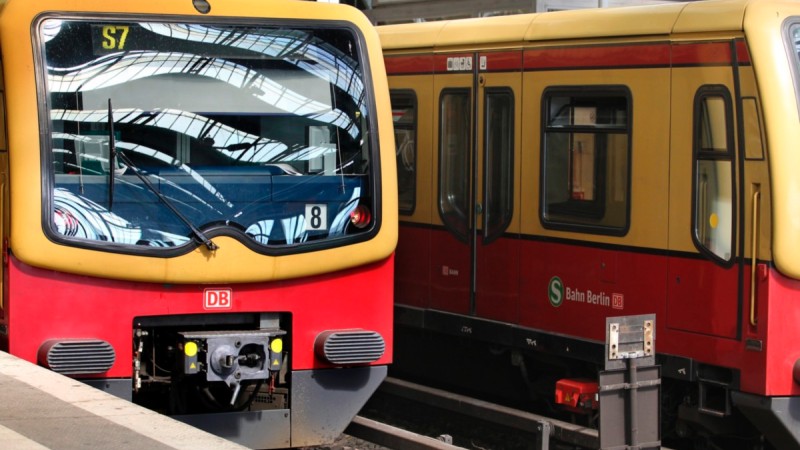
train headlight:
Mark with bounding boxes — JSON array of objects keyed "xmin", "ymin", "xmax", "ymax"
[{"xmin": 350, "ymin": 205, "xmax": 372, "ymax": 229}]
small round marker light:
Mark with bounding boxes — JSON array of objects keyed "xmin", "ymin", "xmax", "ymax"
[
  {"xmin": 184, "ymin": 341, "xmax": 198, "ymax": 357},
  {"xmin": 350, "ymin": 205, "xmax": 372, "ymax": 229},
  {"xmin": 270, "ymin": 338, "xmax": 283, "ymax": 354}
]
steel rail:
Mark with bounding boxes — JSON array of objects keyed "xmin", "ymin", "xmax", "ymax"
[
  {"xmin": 376, "ymin": 377, "xmax": 597, "ymax": 449},
  {"xmin": 346, "ymin": 415, "xmax": 468, "ymax": 450},
  {"xmin": 348, "ymin": 377, "xmax": 676, "ymax": 450}
]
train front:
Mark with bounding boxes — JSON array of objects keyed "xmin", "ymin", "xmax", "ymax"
[{"xmin": 0, "ymin": 0, "xmax": 397, "ymax": 448}]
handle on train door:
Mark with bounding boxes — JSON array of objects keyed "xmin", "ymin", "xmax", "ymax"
[{"xmin": 749, "ymin": 187, "xmax": 761, "ymax": 327}]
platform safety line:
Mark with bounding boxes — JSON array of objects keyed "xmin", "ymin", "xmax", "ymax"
[{"xmin": 0, "ymin": 351, "xmax": 247, "ymax": 450}]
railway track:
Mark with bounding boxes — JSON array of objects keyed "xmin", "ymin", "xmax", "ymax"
[
  {"xmin": 346, "ymin": 416, "xmax": 464, "ymax": 450},
  {"xmin": 346, "ymin": 377, "xmax": 602, "ymax": 450}
]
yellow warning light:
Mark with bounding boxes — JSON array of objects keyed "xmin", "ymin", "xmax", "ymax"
[
  {"xmin": 185, "ymin": 341, "xmax": 198, "ymax": 357},
  {"xmin": 270, "ymin": 338, "xmax": 283, "ymax": 353}
]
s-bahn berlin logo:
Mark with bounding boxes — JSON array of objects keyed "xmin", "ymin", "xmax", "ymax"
[
  {"xmin": 548, "ymin": 276, "xmax": 625, "ymax": 310},
  {"xmin": 548, "ymin": 276, "xmax": 564, "ymax": 307}
]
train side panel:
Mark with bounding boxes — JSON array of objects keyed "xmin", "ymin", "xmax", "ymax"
[
  {"xmin": 519, "ymin": 59, "xmax": 672, "ymax": 342},
  {"xmin": 389, "ymin": 63, "xmax": 435, "ymax": 313},
  {"xmin": 382, "ymin": 0, "xmax": 800, "ymax": 447}
]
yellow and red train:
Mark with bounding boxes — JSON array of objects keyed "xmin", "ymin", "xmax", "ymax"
[
  {"xmin": 381, "ymin": 0, "xmax": 800, "ymax": 447},
  {"xmin": 0, "ymin": 0, "xmax": 396, "ymax": 448}
]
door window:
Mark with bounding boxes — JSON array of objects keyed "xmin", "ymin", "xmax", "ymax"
[
  {"xmin": 483, "ymin": 88, "xmax": 514, "ymax": 242},
  {"xmin": 693, "ymin": 87, "xmax": 735, "ymax": 263},
  {"xmin": 439, "ymin": 89, "xmax": 471, "ymax": 241}
]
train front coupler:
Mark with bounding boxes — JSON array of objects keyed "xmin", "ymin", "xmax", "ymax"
[{"xmin": 180, "ymin": 329, "xmax": 286, "ymax": 405}]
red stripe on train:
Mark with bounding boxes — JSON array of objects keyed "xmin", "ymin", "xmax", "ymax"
[{"xmin": 384, "ymin": 41, "xmax": 749, "ymax": 75}]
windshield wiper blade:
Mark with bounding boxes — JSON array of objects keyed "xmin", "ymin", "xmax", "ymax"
[
  {"xmin": 107, "ymin": 100, "xmax": 218, "ymax": 251},
  {"xmin": 116, "ymin": 151, "xmax": 219, "ymax": 250},
  {"xmin": 108, "ymin": 99, "xmax": 116, "ymax": 211}
]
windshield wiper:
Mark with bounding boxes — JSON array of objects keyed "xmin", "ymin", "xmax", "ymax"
[
  {"xmin": 107, "ymin": 99, "xmax": 117, "ymax": 211},
  {"xmin": 107, "ymin": 99, "xmax": 219, "ymax": 251}
]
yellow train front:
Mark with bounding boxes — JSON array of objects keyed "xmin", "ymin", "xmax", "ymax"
[
  {"xmin": 0, "ymin": 0, "xmax": 397, "ymax": 448},
  {"xmin": 381, "ymin": 0, "xmax": 800, "ymax": 448}
]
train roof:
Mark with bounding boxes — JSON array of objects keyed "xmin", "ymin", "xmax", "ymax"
[{"xmin": 378, "ymin": 0, "xmax": 752, "ymax": 50}]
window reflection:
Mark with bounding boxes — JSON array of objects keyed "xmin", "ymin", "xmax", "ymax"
[
  {"xmin": 140, "ymin": 23, "xmax": 368, "ymax": 117},
  {"xmin": 41, "ymin": 18, "xmax": 374, "ymax": 250},
  {"xmin": 541, "ymin": 90, "xmax": 630, "ymax": 234},
  {"xmin": 390, "ymin": 91, "xmax": 417, "ymax": 215},
  {"xmin": 53, "ymin": 108, "xmax": 290, "ymax": 164},
  {"xmin": 439, "ymin": 90, "xmax": 471, "ymax": 242},
  {"xmin": 693, "ymin": 90, "xmax": 734, "ymax": 262}
]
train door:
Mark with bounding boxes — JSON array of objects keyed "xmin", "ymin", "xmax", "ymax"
[
  {"xmin": 430, "ymin": 53, "xmax": 474, "ymax": 315},
  {"xmin": 431, "ymin": 51, "xmax": 521, "ymax": 322},
  {"xmin": 474, "ymin": 53, "xmax": 521, "ymax": 323},
  {"xmin": 666, "ymin": 41, "xmax": 744, "ymax": 341}
]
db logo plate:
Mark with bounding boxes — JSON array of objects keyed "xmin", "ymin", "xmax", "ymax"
[
  {"xmin": 204, "ymin": 288, "xmax": 232, "ymax": 310},
  {"xmin": 612, "ymin": 293, "xmax": 624, "ymax": 310}
]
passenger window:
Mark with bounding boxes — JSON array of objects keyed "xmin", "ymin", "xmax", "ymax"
[
  {"xmin": 540, "ymin": 88, "xmax": 630, "ymax": 235},
  {"xmin": 391, "ymin": 91, "xmax": 417, "ymax": 215},
  {"xmin": 483, "ymin": 88, "xmax": 514, "ymax": 243},
  {"xmin": 439, "ymin": 89, "xmax": 471, "ymax": 241},
  {"xmin": 693, "ymin": 87, "xmax": 735, "ymax": 263}
]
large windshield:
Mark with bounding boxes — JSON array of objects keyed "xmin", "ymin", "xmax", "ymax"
[
  {"xmin": 789, "ymin": 23, "xmax": 800, "ymax": 120},
  {"xmin": 39, "ymin": 18, "xmax": 374, "ymax": 251}
]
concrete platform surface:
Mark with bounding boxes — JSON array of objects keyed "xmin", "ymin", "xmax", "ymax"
[{"xmin": 0, "ymin": 351, "xmax": 249, "ymax": 450}]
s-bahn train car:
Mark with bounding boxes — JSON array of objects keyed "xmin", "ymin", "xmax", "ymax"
[
  {"xmin": 0, "ymin": 0, "xmax": 396, "ymax": 448},
  {"xmin": 380, "ymin": 0, "xmax": 800, "ymax": 448}
]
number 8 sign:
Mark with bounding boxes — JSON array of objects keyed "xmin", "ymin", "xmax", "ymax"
[{"xmin": 305, "ymin": 204, "xmax": 328, "ymax": 231}]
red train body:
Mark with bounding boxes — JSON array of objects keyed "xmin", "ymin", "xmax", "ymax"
[
  {"xmin": 0, "ymin": 0, "xmax": 397, "ymax": 448},
  {"xmin": 381, "ymin": 1, "xmax": 800, "ymax": 448}
]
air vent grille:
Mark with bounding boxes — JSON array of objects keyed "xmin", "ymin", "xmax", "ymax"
[
  {"xmin": 39, "ymin": 340, "xmax": 115, "ymax": 375},
  {"xmin": 315, "ymin": 330, "xmax": 385, "ymax": 365}
]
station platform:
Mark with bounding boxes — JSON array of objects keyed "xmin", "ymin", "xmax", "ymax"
[{"xmin": 0, "ymin": 350, "xmax": 248, "ymax": 450}]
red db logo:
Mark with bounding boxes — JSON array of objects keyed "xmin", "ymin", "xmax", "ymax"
[
  {"xmin": 612, "ymin": 293, "xmax": 624, "ymax": 310},
  {"xmin": 204, "ymin": 288, "xmax": 232, "ymax": 310}
]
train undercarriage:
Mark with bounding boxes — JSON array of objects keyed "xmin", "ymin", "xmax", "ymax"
[{"xmin": 391, "ymin": 316, "xmax": 785, "ymax": 450}]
